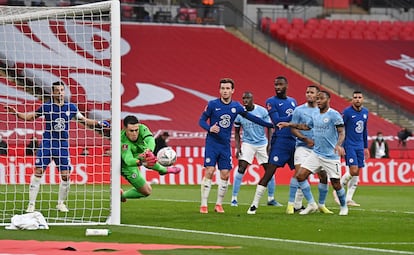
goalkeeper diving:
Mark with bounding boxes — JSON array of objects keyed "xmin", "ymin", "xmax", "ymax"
[{"xmin": 121, "ymin": 115, "xmax": 181, "ymax": 201}]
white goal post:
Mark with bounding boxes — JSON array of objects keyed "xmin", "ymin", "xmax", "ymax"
[{"xmin": 0, "ymin": 0, "xmax": 121, "ymax": 225}]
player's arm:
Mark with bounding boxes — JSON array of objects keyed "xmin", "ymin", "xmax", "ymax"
[
  {"xmin": 240, "ymin": 111, "xmax": 273, "ymax": 128},
  {"xmin": 267, "ymin": 107, "xmax": 292, "ymax": 124},
  {"xmin": 76, "ymin": 112, "xmax": 110, "ymax": 128},
  {"xmin": 335, "ymin": 124, "xmax": 345, "ymax": 157},
  {"xmin": 4, "ymin": 106, "xmax": 38, "ymax": 121},
  {"xmin": 277, "ymin": 122, "xmax": 310, "ymax": 130},
  {"xmin": 121, "ymin": 145, "xmax": 141, "ymax": 167},
  {"xmin": 291, "ymin": 127, "xmax": 314, "ymax": 147},
  {"xmin": 234, "ymin": 123, "xmax": 242, "ymax": 158}
]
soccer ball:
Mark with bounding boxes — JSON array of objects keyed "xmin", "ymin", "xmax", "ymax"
[{"xmin": 156, "ymin": 147, "xmax": 177, "ymax": 166}]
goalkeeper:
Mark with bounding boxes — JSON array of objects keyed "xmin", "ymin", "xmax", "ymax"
[{"xmin": 121, "ymin": 115, "xmax": 181, "ymax": 201}]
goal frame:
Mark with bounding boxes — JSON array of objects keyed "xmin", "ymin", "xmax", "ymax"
[{"xmin": 0, "ymin": 0, "xmax": 121, "ymax": 226}]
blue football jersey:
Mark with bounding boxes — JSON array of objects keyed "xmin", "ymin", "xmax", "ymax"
[
  {"xmin": 36, "ymin": 101, "xmax": 79, "ymax": 144},
  {"xmin": 265, "ymin": 96, "xmax": 297, "ymax": 138},
  {"xmin": 199, "ymin": 99, "xmax": 245, "ymax": 145},
  {"xmin": 342, "ymin": 106, "xmax": 369, "ymax": 149}
]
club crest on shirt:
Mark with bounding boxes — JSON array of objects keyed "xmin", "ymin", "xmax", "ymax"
[
  {"xmin": 66, "ymin": 111, "xmax": 70, "ymax": 116},
  {"xmin": 122, "ymin": 144, "xmax": 128, "ymax": 150},
  {"xmin": 231, "ymin": 108, "xmax": 236, "ymax": 113},
  {"xmin": 323, "ymin": 118, "xmax": 329, "ymax": 123}
]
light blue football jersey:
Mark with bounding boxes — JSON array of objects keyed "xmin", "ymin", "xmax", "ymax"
[{"xmin": 234, "ymin": 104, "xmax": 270, "ymax": 146}]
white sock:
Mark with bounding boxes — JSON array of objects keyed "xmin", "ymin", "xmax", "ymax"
[
  {"xmin": 58, "ymin": 180, "xmax": 70, "ymax": 204},
  {"xmin": 267, "ymin": 196, "xmax": 274, "ymax": 202},
  {"xmin": 341, "ymin": 172, "xmax": 353, "ymax": 187},
  {"xmin": 216, "ymin": 179, "xmax": 228, "ymax": 205},
  {"xmin": 251, "ymin": 185, "xmax": 266, "ymax": 208},
  {"xmin": 29, "ymin": 175, "xmax": 41, "ymax": 204},
  {"xmin": 231, "ymin": 195, "xmax": 237, "ymax": 201},
  {"xmin": 346, "ymin": 176, "xmax": 359, "ymax": 201},
  {"xmin": 200, "ymin": 177, "xmax": 212, "ymax": 207},
  {"xmin": 294, "ymin": 189, "xmax": 304, "ymax": 209}
]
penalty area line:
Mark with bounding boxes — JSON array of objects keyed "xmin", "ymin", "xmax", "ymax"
[{"xmin": 121, "ymin": 224, "xmax": 414, "ymax": 255}]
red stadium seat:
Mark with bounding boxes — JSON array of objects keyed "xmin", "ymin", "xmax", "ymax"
[
  {"xmin": 337, "ymin": 30, "xmax": 350, "ymax": 39},
  {"xmin": 363, "ymin": 30, "xmax": 376, "ymax": 40},
  {"xmin": 275, "ymin": 17, "xmax": 288, "ymax": 25},
  {"xmin": 260, "ymin": 17, "xmax": 272, "ymax": 32},
  {"xmin": 325, "ymin": 30, "xmax": 337, "ymax": 39}
]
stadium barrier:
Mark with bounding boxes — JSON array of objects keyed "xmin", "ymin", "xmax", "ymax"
[{"xmin": 1, "ymin": 153, "xmax": 413, "ymax": 185}]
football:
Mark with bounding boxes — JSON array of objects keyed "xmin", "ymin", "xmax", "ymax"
[{"xmin": 156, "ymin": 147, "xmax": 177, "ymax": 166}]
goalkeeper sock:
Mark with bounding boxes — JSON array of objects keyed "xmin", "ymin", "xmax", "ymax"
[
  {"xmin": 251, "ymin": 185, "xmax": 266, "ymax": 208},
  {"xmin": 29, "ymin": 175, "xmax": 41, "ymax": 204},
  {"xmin": 346, "ymin": 176, "xmax": 359, "ymax": 201},
  {"xmin": 58, "ymin": 180, "xmax": 70, "ymax": 204},
  {"xmin": 216, "ymin": 178, "xmax": 228, "ymax": 205},
  {"xmin": 124, "ymin": 188, "xmax": 147, "ymax": 199},
  {"xmin": 200, "ymin": 177, "xmax": 212, "ymax": 207},
  {"xmin": 151, "ymin": 163, "xmax": 167, "ymax": 175}
]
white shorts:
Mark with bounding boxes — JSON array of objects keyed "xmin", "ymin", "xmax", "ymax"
[
  {"xmin": 301, "ymin": 150, "xmax": 341, "ymax": 179},
  {"xmin": 238, "ymin": 143, "xmax": 268, "ymax": 165},
  {"xmin": 294, "ymin": 146, "xmax": 313, "ymax": 166}
]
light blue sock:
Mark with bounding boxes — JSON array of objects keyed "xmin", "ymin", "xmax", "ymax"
[
  {"xmin": 318, "ymin": 183, "xmax": 328, "ymax": 205},
  {"xmin": 336, "ymin": 187, "xmax": 347, "ymax": 207},
  {"xmin": 267, "ymin": 175, "xmax": 275, "ymax": 198},
  {"xmin": 288, "ymin": 177, "xmax": 299, "ymax": 203},
  {"xmin": 232, "ymin": 171, "xmax": 243, "ymax": 197},
  {"xmin": 298, "ymin": 180, "xmax": 315, "ymax": 204}
]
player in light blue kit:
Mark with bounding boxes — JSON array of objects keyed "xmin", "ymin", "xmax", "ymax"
[
  {"xmin": 278, "ymin": 91, "xmax": 349, "ymax": 215},
  {"xmin": 5, "ymin": 81, "xmax": 110, "ymax": 213},
  {"xmin": 247, "ymin": 76, "xmax": 297, "ymax": 215},
  {"xmin": 231, "ymin": 91, "xmax": 279, "ymax": 207},
  {"xmin": 286, "ymin": 85, "xmax": 332, "ymax": 214},
  {"xmin": 199, "ymin": 78, "xmax": 273, "ymax": 214},
  {"xmin": 334, "ymin": 91, "xmax": 369, "ymax": 207}
]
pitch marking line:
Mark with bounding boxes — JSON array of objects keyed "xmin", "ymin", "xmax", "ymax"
[{"xmin": 122, "ymin": 223, "xmax": 414, "ymax": 255}]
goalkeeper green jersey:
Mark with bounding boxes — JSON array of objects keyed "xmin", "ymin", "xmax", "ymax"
[{"xmin": 121, "ymin": 123, "xmax": 155, "ymax": 168}]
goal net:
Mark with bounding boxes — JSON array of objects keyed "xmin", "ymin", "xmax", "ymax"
[{"xmin": 0, "ymin": 0, "xmax": 121, "ymax": 225}]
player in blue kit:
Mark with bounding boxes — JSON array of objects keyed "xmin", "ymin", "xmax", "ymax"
[
  {"xmin": 199, "ymin": 78, "xmax": 273, "ymax": 214},
  {"xmin": 286, "ymin": 85, "xmax": 332, "ymax": 214},
  {"xmin": 230, "ymin": 91, "xmax": 279, "ymax": 207},
  {"xmin": 247, "ymin": 76, "xmax": 297, "ymax": 215},
  {"xmin": 333, "ymin": 91, "xmax": 369, "ymax": 207},
  {"xmin": 278, "ymin": 91, "xmax": 349, "ymax": 215},
  {"xmin": 5, "ymin": 81, "xmax": 110, "ymax": 213}
]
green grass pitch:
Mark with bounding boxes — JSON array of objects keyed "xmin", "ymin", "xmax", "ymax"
[{"xmin": 1, "ymin": 184, "xmax": 413, "ymax": 255}]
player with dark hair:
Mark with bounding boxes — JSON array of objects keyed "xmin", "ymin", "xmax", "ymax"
[
  {"xmin": 5, "ymin": 81, "xmax": 110, "ymax": 213},
  {"xmin": 278, "ymin": 91, "xmax": 349, "ymax": 215},
  {"xmin": 286, "ymin": 85, "xmax": 332, "ymax": 214},
  {"xmin": 334, "ymin": 91, "xmax": 369, "ymax": 207},
  {"xmin": 231, "ymin": 91, "xmax": 279, "ymax": 207},
  {"xmin": 199, "ymin": 78, "xmax": 273, "ymax": 214},
  {"xmin": 120, "ymin": 115, "xmax": 181, "ymax": 202},
  {"xmin": 247, "ymin": 76, "xmax": 297, "ymax": 215}
]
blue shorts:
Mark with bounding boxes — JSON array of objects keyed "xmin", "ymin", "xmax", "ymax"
[
  {"xmin": 204, "ymin": 140, "xmax": 232, "ymax": 170},
  {"xmin": 344, "ymin": 147, "xmax": 365, "ymax": 168},
  {"xmin": 35, "ymin": 140, "xmax": 72, "ymax": 171},
  {"xmin": 268, "ymin": 136, "xmax": 295, "ymax": 170}
]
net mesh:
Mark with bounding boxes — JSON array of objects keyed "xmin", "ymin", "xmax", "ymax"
[{"xmin": 0, "ymin": 1, "xmax": 115, "ymax": 225}]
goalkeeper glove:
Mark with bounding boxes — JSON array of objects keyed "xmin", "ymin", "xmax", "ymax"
[
  {"xmin": 97, "ymin": 120, "xmax": 110, "ymax": 128},
  {"xmin": 139, "ymin": 150, "xmax": 157, "ymax": 168}
]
